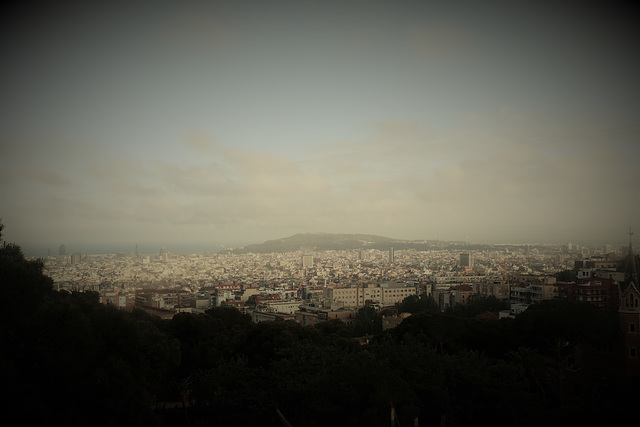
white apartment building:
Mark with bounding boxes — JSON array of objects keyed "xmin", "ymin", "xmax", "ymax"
[
  {"xmin": 323, "ymin": 282, "xmax": 416, "ymax": 308},
  {"xmin": 257, "ymin": 299, "xmax": 304, "ymax": 314}
]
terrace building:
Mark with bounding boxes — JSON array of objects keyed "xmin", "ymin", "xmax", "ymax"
[
  {"xmin": 556, "ymin": 277, "xmax": 618, "ymax": 311},
  {"xmin": 323, "ymin": 282, "xmax": 416, "ymax": 309},
  {"xmin": 509, "ymin": 282, "xmax": 557, "ymax": 306}
]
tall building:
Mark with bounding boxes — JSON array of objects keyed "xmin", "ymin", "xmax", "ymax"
[
  {"xmin": 302, "ymin": 255, "xmax": 314, "ymax": 269},
  {"xmin": 389, "ymin": 247, "xmax": 395, "ymax": 264},
  {"xmin": 324, "ymin": 283, "xmax": 416, "ymax": 308},
  {"xmin": 460, "ymin": 253, "xmax": 474, "ymax": 268},
  {"xmin": 59, "ymin": 244, "xmax": 67, "ymax": 256}
]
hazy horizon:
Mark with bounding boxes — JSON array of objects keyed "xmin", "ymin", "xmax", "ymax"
[
  {"xmin": 2, "ymin": 1, "xmax": 639, "ymax": 255},
  {"xmin": 15, "ymin": 230, "xmax": 633, "ymax": 258}
]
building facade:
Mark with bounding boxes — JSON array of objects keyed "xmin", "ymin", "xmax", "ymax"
[
  {"xmin": 618, "ymin": 235, "xmax": 640, "ymax": 375},
  {"xmin": 460, "ymin": 253, "xmax": 473, "ymax": 268},
  {"xmin": 323, "ymin": 282, "xmax": 416, "ymax": 308}
]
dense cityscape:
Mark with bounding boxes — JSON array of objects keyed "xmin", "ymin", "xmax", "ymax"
[
  {"xmin": 42, "ymin": 235, "xmax": 596, "ymax": 320},
  {"xmin": 38, "ymin": 232, "xmax": 639, "ymax": 370}
]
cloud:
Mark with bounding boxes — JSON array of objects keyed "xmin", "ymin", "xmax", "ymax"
[
  {"xmin": 154, "ymin": 161, "xmax": 234, "ymax": 197},
  {"xmin": 405, "ymin": 21, "xmax": 470, "ymax": 60},
  {"xmin": 87, "ymin": 157, "xmax": 148, "ymax": 181},
  {"xmin": 159, "ymin": 4, "xmax": 239, "ymax": 53},
  {"xmin": 109, "ymin": 180, "xmax": 163, "ymax": 197},
  {"xmin": 462, "ymin": 105, "xmax": 535, "ymax": 124},
  {"xmin": 222, "ymin": 147, "xmax": 297, "ymax": 175},
  {"xmin": 3, "ymin": 115, "xmax": 637, "ymax": 249},
  {"xmin": 0, "ymin": 165, "xmax": 72, "ymax": 186},
  {"xmin": 304, "ymin": 117, "xmax": 638, "ymax": 239},
  {"xmin": 44, "ymin": 196, "xmax": 127, "ymax": 222},
  {"xmin": 185, "ymin": 131, "xmax": 219, "ymax": 152}
]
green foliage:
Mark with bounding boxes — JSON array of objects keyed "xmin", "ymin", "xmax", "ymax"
[
  {"xmin": 0, "ymin": 230, "xmax": 179, "ymax": 426},
  {"xmin": 0, "ymin": 241, "xmax": 53, "ymax": 316},
  {"xmin": 167, "ymin": 312, "xmax": 231, "ymax": 375},
  {"xmin": 205, "ymin": 305, "xmax": 252, "ymax": 329},
  {"xmin": 235, "ymin": 319, "xmax": 327, "ymax": 367},
  {"xmin": 401, "ymin": 294, "xmax": 440, "ymax": 314},
  {"xmin": 513, "ymin": 299, "xmax": 618, "ymax": 359},
  {"xmin": 445, "ymin": 295, "xmax": 508, "ymax": 318},
  {"xmin": 350, "ymin": 305, "xmax": 380, "ymax": 336},
  {"xmin": 314, "ymin": 318, "xmax": 350, "ymax": 337}
]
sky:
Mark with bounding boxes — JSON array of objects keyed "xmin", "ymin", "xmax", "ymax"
[{"xmin": 1, "ymin": 0, "xmax": 639, "ymax": 255}]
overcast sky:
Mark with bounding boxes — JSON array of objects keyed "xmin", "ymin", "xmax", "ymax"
[{"xmin": 1, "ymin": 0, "xmax": 639, "ymax": 255}]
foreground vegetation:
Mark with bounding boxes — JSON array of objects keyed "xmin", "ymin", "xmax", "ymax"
[{"xmin": 1, "ymin": 229, "xmax": 637, "ymax": 426}]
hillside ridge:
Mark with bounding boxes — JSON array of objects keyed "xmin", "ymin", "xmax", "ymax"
[{"xmin": 223, "ymin": 232, "xmax": 466, "ymax": 253}]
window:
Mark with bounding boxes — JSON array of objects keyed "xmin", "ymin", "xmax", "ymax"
[
  {"xmin": 630, "ymin": 323, "xmax": 637, "ymax": 334},
  {"xmin": 631, "ymin": 347, "xmax": 637, "ymax": 358}
]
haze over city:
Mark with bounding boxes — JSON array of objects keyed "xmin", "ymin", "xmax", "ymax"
[{"xmin": 1, "ymin": 0, "xmax": 639, "ymax": 255}]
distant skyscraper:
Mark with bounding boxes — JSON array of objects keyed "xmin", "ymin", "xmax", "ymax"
[
  {"xmin": 389, "ymin": 247, "xmax": 395, "ymax": 264},
  {"xmin": 59, "ymin": 244, "xmax": 67, "ymax": 256},
  {"xmin": 302, "ymin": 255, "xmax": 314, "ymax": 269},
  {"xmin": 159, "ymin": 247, "xmax": 168, "ymax": 262},
  {"xmin": 460, "ymin": 253, "xmax": 473, "ymax": 268}
]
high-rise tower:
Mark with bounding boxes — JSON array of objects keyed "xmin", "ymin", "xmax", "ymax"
[
  {"xmin": 302, "ymin": 255, "xmax": 314, "ymax": 269},
  {"xmin": 460, "ymin": 253, "xmax": 474, "ymax": 268}
]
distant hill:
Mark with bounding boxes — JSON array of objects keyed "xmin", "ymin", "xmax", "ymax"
[{"xmin": 221, "ymin": 233, "xmax": 470, "ymax": 254}]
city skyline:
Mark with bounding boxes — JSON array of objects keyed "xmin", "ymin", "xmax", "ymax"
[
  {"xmin": 2, "ymin": 1, "xmax": 639, "ymax": 255},
  {"xmin": 16, "ymin": 231, "xmax": 634, "ymax": 258}
]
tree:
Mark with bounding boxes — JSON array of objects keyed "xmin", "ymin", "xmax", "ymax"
[
  {"xmin": 205, "ymin": 305, "xmax": 252, "ymax": 329},
  {"xmin": 350, "ymin": 305, "xmax": 380, "ymax": 336},
  {"xmin": 0, "ymin": 222, "xmax": 179, "ymax": 425},
  {"xmin": 513, "ymin": 299, "xmax": 617, "ymax": 359},
  {"xmin": 401, "ymin": 294, "xmax": 440, "ymax": 314},
  {"xmin": 446, "ymin": 295, "xmax": 508, "ymax": 318},
  {"xmin": 314, "ymin": 318, "xmax": 349, "ymax": 337},
  {"xmin": 0, "ymin": 223, "xmax": 54, "ymax": 318}
]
